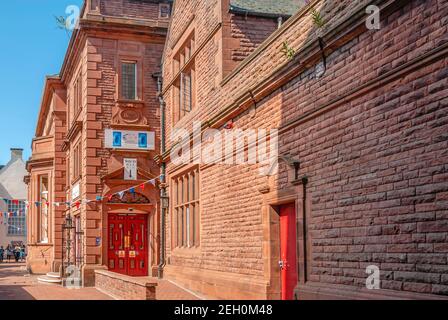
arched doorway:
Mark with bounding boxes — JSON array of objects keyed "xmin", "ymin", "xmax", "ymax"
[{"xmin": 104, "ymin": 191, "xmax": 154, "ymax": 277}]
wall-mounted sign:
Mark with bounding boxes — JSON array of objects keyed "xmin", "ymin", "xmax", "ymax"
[
  {"xmin": 72, "ymin": 183, "xmax": 80, "ymax": 200},
  {"xmin": 124, "ymin": 158, "xmax": 137, "ymax": 181},
  {"xmin": 105, "ymin": 129, "xmax": 155, "ymax": 150},
  {"xmin": 96, "ymin": 237, "xmax": 101, "ymax": 246}
]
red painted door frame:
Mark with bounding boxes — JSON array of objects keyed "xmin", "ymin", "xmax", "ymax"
[
  {"xmin": 108, "ymin": 213, "xmax": 148, "ymax": 277},
  {"xmin": 279, "ymin": 203, "xmax": 298, "ymax": 300}
]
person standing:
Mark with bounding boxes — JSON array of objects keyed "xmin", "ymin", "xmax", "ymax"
[
  {"xmin": 6, "ymin": 245, "xmax": 13, "ymax": 262},
  {"xmin": 0, "ymin": 246, "xmax": 4, "ymax": 263},
  {"xmin": 19, "ymin": 246, "xmax": 26, "ymax": 262}
]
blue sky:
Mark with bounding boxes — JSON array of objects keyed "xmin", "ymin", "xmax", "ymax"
[{"xmin": 0, "ymin": 0, "xmax": 83, "ymax": 165}]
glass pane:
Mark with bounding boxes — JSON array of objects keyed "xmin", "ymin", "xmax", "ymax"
[
  {"xmin": 122, "ymin": 62, "xmax": 137, "ymax": 100},
  {"xmin": 186, "ymin": 206, "xmax": 190, "ymax": 247}
]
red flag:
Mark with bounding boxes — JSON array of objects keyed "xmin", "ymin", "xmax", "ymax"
[
  {"xmin": 75, "ymin": 201, "xmax": 81, "ymax": 209},
  {"xmin": 140, "ymin": 183, "xmax": 145, "ymax": 190}
]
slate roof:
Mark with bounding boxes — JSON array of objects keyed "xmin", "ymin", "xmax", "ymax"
[{"xmin": 229, "ymin": 0, "xmax": 306, "ymax": 17}]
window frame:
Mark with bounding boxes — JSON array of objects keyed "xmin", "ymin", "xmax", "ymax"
[
  {"xmin": 38, "ymin": 175, "xmax": 49, "ymax": 244},
  {"xmin": 159, "ymin": 3, "xmax": 171, "ymax": 19},
  {"xmin": 72, "ymin": 141, "xmax": 82, "ymax": 182},
  {"xmin": 172, "ymin": 32, "xmax": 196, "ymax": 124},
  {"xmin": 118, "ymin": 58, "xmax": 142, "ymax": 101},
  {"xmin": 7, "ymin": 201, "xmax": 26, "ymax": 236},
  {"xmin": 171, "ymin": 166, "xmax": 200, "ymax": 250}
]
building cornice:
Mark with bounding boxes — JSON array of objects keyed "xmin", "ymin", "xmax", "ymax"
[{"xmin": 60, "ymin": 16, "xmax": 169, "ymax": 84}]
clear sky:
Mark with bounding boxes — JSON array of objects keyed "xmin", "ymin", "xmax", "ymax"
[{"xmin": 0, "ymin": 0, "xmax": 83, "ymax": 165}]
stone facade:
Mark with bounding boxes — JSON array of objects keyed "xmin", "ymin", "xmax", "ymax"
[
  {"xmin": 26, "ymin": 0, "xmax": 448, "ymax": 300},
  {"xmin": 27, "ymin": 0, "xmax": 169, "ymax": 284},
  {"xmin": 160, "ymin": 0, "xmax": 448, "ymax": 300},
  {"xmin": 26, "ymin": 76, "xmax": 67, "ymax": 274}
]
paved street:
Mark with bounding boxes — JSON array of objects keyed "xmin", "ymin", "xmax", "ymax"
[
  {"xmin": 0, "ymin": 263, "xmax": 201, "ymax": 300},
  {"xmin": 0, "ymin": 263, "xmax": 111, "ymax": 300}
]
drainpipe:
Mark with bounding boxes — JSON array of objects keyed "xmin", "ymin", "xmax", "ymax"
[{"xmin": 153, "ymin": 72, "xmax": 167, "ymax": 279}]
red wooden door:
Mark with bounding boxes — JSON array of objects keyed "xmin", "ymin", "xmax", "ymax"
[
  {"xmin": 108, "ymin": 214, "xmax": 148, "ymax": 277},
  {"xmin": 279, "ymin": 204, "xmax": 298, "ymax": 300},
  {"xmin": 126, "ymin": 215, "xmax": 148, "ymax": 276}
]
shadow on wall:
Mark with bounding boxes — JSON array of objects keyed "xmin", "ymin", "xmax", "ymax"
[{"xmin": 275, "ymin": 0, "xmax": 448, "ymax": 299}]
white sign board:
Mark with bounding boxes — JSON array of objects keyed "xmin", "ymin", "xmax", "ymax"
[
  {"xmin": 105, "ymin": 129, "xmax": 155, "ymax": 150},
  {"xmin": 72, "ymin": 183, "xmax": 80, "ymax": 200},
  {"xmin": 124, "ymin": 158, "xmax": 137, "ymax": 181}
]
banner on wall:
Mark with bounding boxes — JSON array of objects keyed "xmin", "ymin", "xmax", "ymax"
[{"xmin": 105, "ymin": 129, "xmax": 155, "ymax": 151}]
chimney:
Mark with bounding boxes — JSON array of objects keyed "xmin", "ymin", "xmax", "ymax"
[{"xmin": 11, "ymin": 148, "xmax": 23, "ymax": 161}]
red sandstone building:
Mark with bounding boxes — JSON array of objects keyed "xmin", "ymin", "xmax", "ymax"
[
  {"xmin": 27, "ymin": 0, "xmax": 170, "ymax": 286},
  {"xmin": 26, "ymin": 0, "xmax": 448, "ymax": 300},
  {"xmin": 159, "ymin": 0, "xmax": 448, "ymax": 300}
]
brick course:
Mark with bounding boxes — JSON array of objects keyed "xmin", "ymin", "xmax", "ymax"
[{"xmin": 161, "ymin": 0, "xmax": 448, "ymax": 299}]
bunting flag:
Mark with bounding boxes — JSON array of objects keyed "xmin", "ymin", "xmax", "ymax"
[{"xmin": 0, "ymin": 175, "xmax": 162, "ymax": 210}]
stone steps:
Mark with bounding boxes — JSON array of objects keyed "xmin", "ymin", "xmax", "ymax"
[{"xmin": 37, "ymin": 272, "xmax": 62, "ymax": 284}]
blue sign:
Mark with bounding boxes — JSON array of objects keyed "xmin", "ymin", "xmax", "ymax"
[
  {"xmin": 113, "ymin": 131, "xmax": 122, "ymax": 147},
  {"xmin": 138, "ymin": 133, "xmax": 148, "ymax": 148}
]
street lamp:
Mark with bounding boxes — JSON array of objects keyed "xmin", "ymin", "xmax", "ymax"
[{"xmin": 161, "ymin": 193, "xmax": 169, "ymax": 209}]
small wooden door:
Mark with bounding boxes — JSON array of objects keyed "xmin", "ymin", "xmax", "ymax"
[
  {"xmin": 108, "ymin": 214, "xmax": 148, "ymax": 276},
  {"xmin": 279, "ymin": 204, "xmax": 298, "ymax": 300}
]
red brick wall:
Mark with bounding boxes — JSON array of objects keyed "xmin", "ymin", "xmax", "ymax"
[
  {"xmin": 162, "ymin": 0, "xmax": 448, "ymax": 299},
  {"xmin": 95, "ymin": 270, "xmax": 156, "ymax": 300}
]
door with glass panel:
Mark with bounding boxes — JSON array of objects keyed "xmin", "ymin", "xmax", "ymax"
[{"xmin": 108, "ymin": 214, "xmax": 148, "ymax": 276}]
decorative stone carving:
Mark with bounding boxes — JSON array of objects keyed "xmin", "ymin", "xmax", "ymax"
[
  {"xmin": 112, "ymin": 101, "xmax": 148, "ymax": 126},
  {"xmin": 108, "ymin": 191, "xmax": 150, "ymax": 204}
]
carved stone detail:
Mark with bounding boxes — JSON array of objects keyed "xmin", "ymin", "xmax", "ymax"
[
  {"xmin": 112, "ymin": 101, "xmax": 148, "ymax": 126},
  {"xmin": 108, "ymin": 191, "xmax": 150, "ymax": 204}
]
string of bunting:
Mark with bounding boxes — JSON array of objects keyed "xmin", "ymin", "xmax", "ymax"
[{"xmin": 0, "ymin": 175, "xmax": 163, "ymax": 210}]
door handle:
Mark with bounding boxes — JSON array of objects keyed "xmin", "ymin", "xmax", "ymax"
[{"xmin": 279, "ymin": 260, "xmax": 287, "ymax": 270}]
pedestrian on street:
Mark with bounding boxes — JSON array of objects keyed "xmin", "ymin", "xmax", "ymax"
[
  {"xmin": 6, "ymin": 245, "xmax": 13, "ymax": 262},
  {"xmin": 14, "ymin": 245, "xmax": 21, "ymax": 262},
  {"xmin": 19, "ymin": 246, "xmax": 26, "ymax": 262},
  {"xmin": 0, "ymin": 246, "xmax": 4, "ymax": 263}
]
